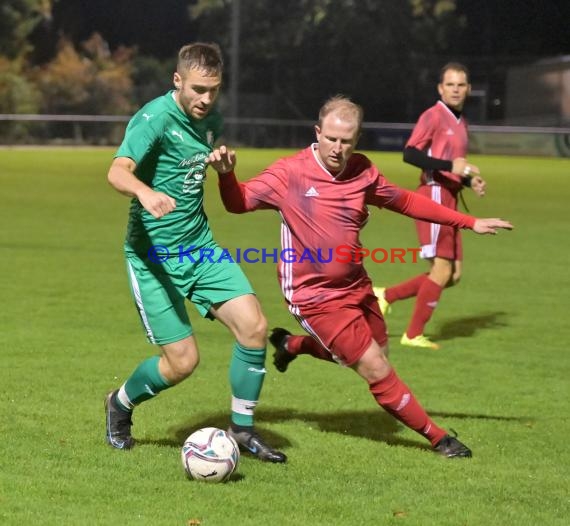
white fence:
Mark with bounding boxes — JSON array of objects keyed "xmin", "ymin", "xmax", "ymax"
[{"xmin": 1, "ymin": 114, "xmax": 570, "ymax": 156}]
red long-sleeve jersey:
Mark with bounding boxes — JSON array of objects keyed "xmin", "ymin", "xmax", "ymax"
[{"xmin": 218, "ymin": 145, "xmax": 475, "ymax": 308}]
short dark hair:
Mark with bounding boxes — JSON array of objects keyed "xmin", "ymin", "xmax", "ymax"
[
  {"xmin": 177, "ymin": 43, "xmax": 223, "ymax": 76},
  {"xmin": 439, "ymin": 62, "xmax": 470, "ymax": 83}
]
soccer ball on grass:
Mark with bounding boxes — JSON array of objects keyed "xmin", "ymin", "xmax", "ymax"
[{"xmin": 181, "ymin": 427, "xmax": 240, "ymax": 483}]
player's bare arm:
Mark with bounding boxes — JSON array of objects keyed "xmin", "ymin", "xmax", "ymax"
[
  {"xmin": 451, "ymin": 157, "xmax": 480, "ymax": 177},
  {"xmin": 107, "ymin": 157, "xmax": 176, "ymax": 219},
  {"xmin": 472, "ymin": 218, "xmax": 513, "ymax": 234},
  {"xmin": 208, "ymin": 145, "xmax": 236, "ymax": 174}
]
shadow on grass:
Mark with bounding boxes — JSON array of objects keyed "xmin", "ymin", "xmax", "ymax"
[
  {"xmin": 431, "ymin": 311, "xmax": 510, "ymax": 342},
  {"xmin": 140, "ymin": 406, "xmax": 523, "ymax": 453}
]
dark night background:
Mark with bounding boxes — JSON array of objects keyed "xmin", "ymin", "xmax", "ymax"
[
  {"xmin": 3, "ymin": 0, "xmax": 570, "ymax": 131},
  {"xmin": 32, "ymin": 1, "xmax": 570, "ymax": 60}
]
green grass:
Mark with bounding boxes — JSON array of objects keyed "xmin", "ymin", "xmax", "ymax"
[{"xmin": 1, "ymin": 147, "xmax": 569, "ymax": 525}]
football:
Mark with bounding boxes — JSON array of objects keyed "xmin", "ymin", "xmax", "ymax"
[{"xmin": 181, "ymin": 427, "xmax": 240, "ymax": 483}]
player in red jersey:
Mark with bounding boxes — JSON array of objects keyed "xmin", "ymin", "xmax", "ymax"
[
  {"xmin": 374, "ymin": 63, "xmax": 486, "ymax": 350},
  {"xmin": 208, "ymin": 95, "xmax": 512, "ymax": 458}
]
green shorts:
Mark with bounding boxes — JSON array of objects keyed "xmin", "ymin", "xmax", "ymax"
[{"xmin": 125, "ymin": 244, "xmax": 254, "ymax": 345}]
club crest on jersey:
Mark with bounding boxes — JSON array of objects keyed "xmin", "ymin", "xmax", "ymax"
[{"xmin": 180, "ymin": 153, "xmax": 207, "ymax": 194}]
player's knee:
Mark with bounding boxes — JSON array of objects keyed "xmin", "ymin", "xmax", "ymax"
[
  {"xmin": 179, "ymin": 352, "xmax": 200, "ymax": 377},
  {"xmin": 431, "ymin": 264, "xmax": 453, "ymax": 286},
  {"xmin": 173, "ymin": 357, "xmax": 199, "ymax": 382},
  {"xmin": 237, "ymin": 312, "xmax": 268, "ymax": 348},
  {"xmin": 354, "ymin": 344, "xmax": 391, "ymax": 383},
  {"xmin": 162, "ymin": 345, "xmax": 200, "ymax": 382},
  {"xmin": 363, "ymin": 360, "xmax": 392, "ymax": 384}
]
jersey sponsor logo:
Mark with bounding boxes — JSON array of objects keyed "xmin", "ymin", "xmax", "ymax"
[
  {"xmin": 142, "ymin": 113, "xmax": 154, "ymax": 121},
  {"xmin": 171, "ymin": 130, "xmax": 184, "ymax": 141},
  {"xmin": 304, "ymin": 186, "xmax": 319, "ymax": 197},
  {"xmin": 181, "ymin": 152, "xmax": 208, "ymax": 194}
]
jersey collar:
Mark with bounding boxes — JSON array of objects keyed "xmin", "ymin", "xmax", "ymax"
[{"xmin": 310, "ymin": 143, "xmax": 347, "ymax": 180}]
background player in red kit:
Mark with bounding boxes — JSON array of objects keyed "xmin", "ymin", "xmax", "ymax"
[
  {"xmin": 374, "ymin": 63, "xmax": 486, "ymax": 350},
  {"xmin": 208, "ymin": 95, "xmax": 512, "ymax": 458}
]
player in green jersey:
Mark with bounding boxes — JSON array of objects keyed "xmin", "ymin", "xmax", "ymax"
[{"xmin": 105, "ymin": 42, "xmax": 286, "ymax": 463}]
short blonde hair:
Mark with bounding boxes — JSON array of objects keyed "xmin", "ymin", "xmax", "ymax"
[{"xmin": 318, "ymin": 95, "xmax": 363, "ymax": 132}]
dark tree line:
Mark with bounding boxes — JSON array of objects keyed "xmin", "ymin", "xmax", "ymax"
[{"xmin": 1, "ymin": 0, "xmax": 569, "ymax": 132}]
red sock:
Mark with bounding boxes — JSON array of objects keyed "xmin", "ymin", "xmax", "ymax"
[
  {"xmin": 385, "ymin": 274, "xmax": 428, "ymax": 304},
  {"xmin": 287, "ymin": 335, "xmax": 335, "ymax": 363},
  {"xmin": 369, "ymin": 369, "xmax": 446, "ymax": 446},
  {"xmin": 406, "ymin": 278, "xmax": 443, "ymax": 338}
]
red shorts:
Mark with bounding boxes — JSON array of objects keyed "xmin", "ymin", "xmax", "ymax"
[
  {"xmin": 290, "ymin": 290, "xmax": 387, "ymax": 366},
  {"xmin": 415, "ymin": 184, "xmax": 462, "ymax": 261}
]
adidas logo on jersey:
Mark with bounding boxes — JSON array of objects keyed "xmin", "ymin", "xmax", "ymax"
[
  {"xmin": 304, "ymin": 186, "xmax": 319, "ymax": 197},
  {"xmin": 445, "ymin": 128, "xmax": 454, "ymax": 135}
]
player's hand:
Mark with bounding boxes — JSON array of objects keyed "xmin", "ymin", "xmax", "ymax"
[
  {"xmin": 472, "ymin": 218, "xmax": 513, "ymax": 235},
  {"xmin": 452, "ymin": 157, "xmax": 480, "ymax": 177},
  {"xmin": 137, "ymin": 188, "xmax": 176, "ymax": 219},
  {"xmin": 471, "ymin": 175, "xmax": 486, "ymax": 197},
  {"xmin": 208, "ymin": 145, "xmax": 236, "ymax": 174}
]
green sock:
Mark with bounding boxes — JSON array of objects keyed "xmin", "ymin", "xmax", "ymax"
[
  {"xmin": 229, "ymin": 342, "xmax": 266, "ymax": 427},
  {"xmin": 121, "ymin": 355, "xmax": 171, "ymax": 408}
]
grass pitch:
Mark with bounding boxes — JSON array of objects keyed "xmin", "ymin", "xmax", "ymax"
[{"xmin": 1, "ymin": 147, "xmax": 569, "ymax": 525}]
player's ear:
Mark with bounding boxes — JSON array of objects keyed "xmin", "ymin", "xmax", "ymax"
[
  {"xmin": 314, "ymin": 125, "xmax": 321, "ymax": 139},
  {"xmin": 437, "ymin": 83, "xmax": 444, "ymax": 97},
  {"xmin": 173, "ymin": 72, "xmax": 182, "ymax": 90}
]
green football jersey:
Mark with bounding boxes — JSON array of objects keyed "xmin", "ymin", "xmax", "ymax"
[{"xmin": 116, "ymin": 90, "xmax": 223, "ymax": 254}]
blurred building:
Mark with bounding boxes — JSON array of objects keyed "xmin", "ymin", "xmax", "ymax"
[{"xmin": 505, "ymin": 55, "xmax": 570, "ymax": 126}]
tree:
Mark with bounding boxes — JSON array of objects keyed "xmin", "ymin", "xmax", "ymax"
[
  {"xmin": 188, "ymin": 0, "xmax": 461, "ymax": 121},
  {"xmin": 35, "ymin": 33, "xmax": 134, "ymax": 115},
  {"xmin": 0, "ymin": 0, "xmax": 53, "ymax": 60},
  {"xmin": 0, "ymin": 57, "xmax": 42, "ymax": 140}
]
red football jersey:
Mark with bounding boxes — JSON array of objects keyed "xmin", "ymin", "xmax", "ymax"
[
  {"xmin": 406, "ymin": 100, "xmax": 469, "ymax": 192},
  {"xmin": 218, "ymin": 145, "xmax": 474, "ymax": 309}
]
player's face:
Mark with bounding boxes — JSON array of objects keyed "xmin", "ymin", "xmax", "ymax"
[
  {"xmin": 314, "ymin": 114, "xmax": 360, "ymax": 173},
  {"xmin": 438, "ymin": 69, "xmax": 471, "ymax": 111},
  {"xmin": 174, "ymin": 67, "xmax": 222, "ymax": 120}
]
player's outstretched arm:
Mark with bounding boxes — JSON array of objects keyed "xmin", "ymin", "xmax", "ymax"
[
  {"xmin": 472, "ymin": 218, "xmax": 513, "ymax": 234},
  {"xmin": 382, "ymin": 187, "xmax": 513, "ymax": 234},
  {"xmin": 208, "ymin": 145, "xmax": 236, "ymax": 174}
]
